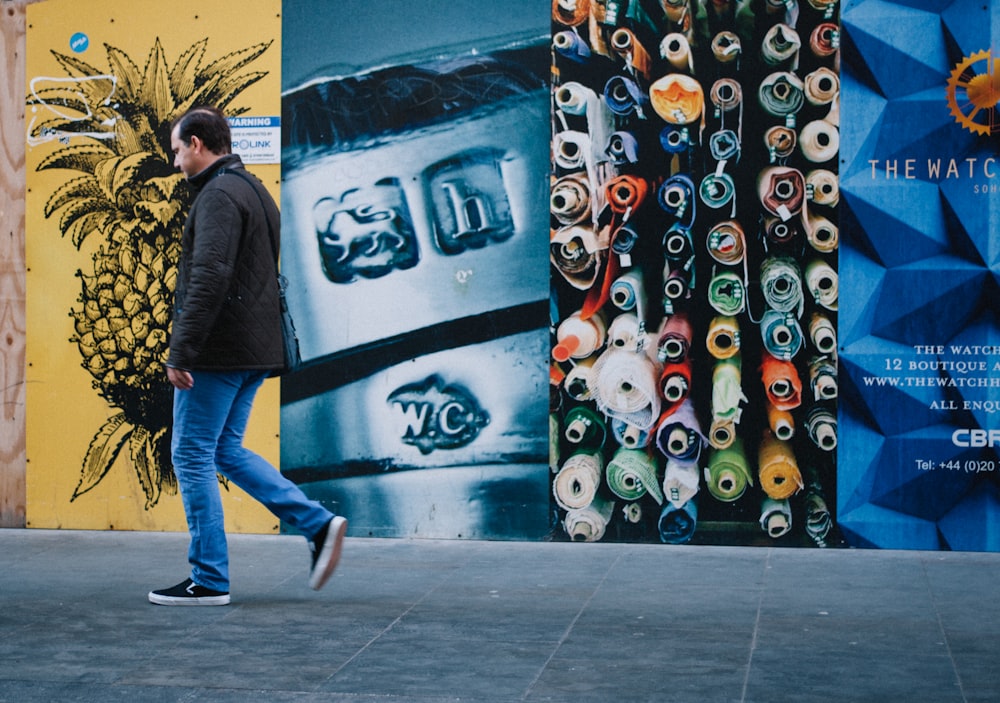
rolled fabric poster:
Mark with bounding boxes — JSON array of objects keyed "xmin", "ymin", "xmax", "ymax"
[
  {"xmin": 758, "ymin": 165, "xmax": 806, "ymax": 220},
  {"xmin": 706, "ymin": 220, "xmax": 745, "ymax": 268},
  {"xmin": 758, "ymin": 71, "xmax": 805, "ymax": 117},
  {"xmin": 710, "ymin": 129, "xmax": 741, "ymax": 162},
  {"xmin": 660, "ymin": 125, "xmax": 691, "ymax": 155},
  {"xmin": 550, "ymin": 224, "xmax": 604, "ymax": 290},
  {"xmin": 807, "ymin": 0, "xmax": 838, "ymax": 11},
  {"xmin": 622, "ymin": 502, "xmax": 643, "ymax": 524},
  {"xmin": 554, "ymin": 83, "xmax": 615, "ymax": 156},
  {"xmin": 799, "ymin": 119, "xmax": 839, "ymax": 163},
  {"xmin": 805, "ymin": 259, "xmax": 839, "ymax": 310},
  {"xmin": 767, "ymin": 400, "xmax": 795, "ymax": 440},
  {"xmin": 663, "ymin": 222, "xmax": 695, "ymax": 264},
  {"xmin": 806, "ymin": 169, "xmax": 839, "ymax": 207},
  {"xmin": 656, "ymin": 312, "xmax": 693, "ymax": 363},
  {"xmin": 805, "ymin": 404, "xmax": 838, "ymax": 451},
  {"xmin": 699, "ymin": 172, "xmax": 736, "ymax": 211},
  {"xmin": 654, "ymin": 399, "xmax": 705, "ymax": 464},
  {"xmin": 611, "ymin": 268, "xmax": 646, "ymax": 314},
  {"xmin": 553, "ymin": 30, "xmax": 592, "ymax": 63},
  {"xmin": 606, "ymin": 130, "xmax": 640, "ymax": 165},
  {"xmin": 704, "ymin": 437, "xmax": 753, "ymax": 502},
  {"xmin": 710, "ymin": 78, "xmax": 742, "ymax": 116},
  {"xmin": 553, "ymin": 449, "xmax": 604, "ymax": 510},
  {"xmin": 591, "ymin": 347, "xmax": 662, "ymax": 430},
  {"xmin": 657, "ymin": 173, "xmax": 697, "ymax": 226},
  {"xmin": 611, "ymin": 27, "xmax": 652, "ymax": 78},
  {"xmin": 550, "ymin": 173, "xmax": 592, "ymax": 227},
  {"xmin": 608, "ymin": 312, "xmax": 645, "ymax": 352},
  {"xmin": 758, "ymin": 431, "xmax": 804, "ymax": 500},
  {"xmin": 564, "ymin": 353, "xmax": 599, "ymax": 402},
  {"xmin": 711, "ymin": 357, "xmax": 746, "ymax": 425},
  {"xmin": 563, "ymin": 494, "xmax": 615, "ymax": 542},
  {"xmin": 660, "ymin": 32, "xmax": 694, "ymax": 72},
  {"xmin": 552, "ymin": 0, "xmax": 590, "ymax": 26},
  {"xmin": 764, "ymin": 125, "xmax": 797, "ymax": 161},
  {"xmin": 553, "ymin": 309, "xmax": 607, "ymax": 362},
  {"xmin": 805, "ymin": 212, "xmax": 838, "ymax": 252},
  {"xmin": 709, "ymin": 418, "xmax": 736, "ymax": 450},
  {"xmin": 612, "ymin": 417, "xmax": 653, "ymax": 448},
  {"xmin": 711, "ymin": 30, "xmax": 741, "ymax": 64},
  {"xmin": 760, "ymin": 351, "xmax": 802, "ymax": 411},
  {"xmin": 706, "ymin": 315, "xmax": 741, "ymax": 360},
  {"xmin": 760, "ymin": 256, "xmax": 804, "ymax": 317},
  {"xmin": 604, "ymin": 74, "xmax": 650, "ymax": 118},
  {"xmin": 611, "ymin": 224, "xmax": 641, "ymax": 258},
  {"xmin": 659, "ymin": 358, "xmax": 693, "ymax": 415},
  {"xmin": 763, "ymin": 216, "xmax": 800, "ymax": 246},
  {"xmin": 553, "ymin": 130, "xmax": 592, "ymax": 171},
  {"xmin": 808, "ymin": 312, "xmax": 837, "ymax": 356},
  {"xmin": 606, "ymin": 174, "xmax": 650, "ymax": 216},
  {"xmin": 804, "ymin": 66, "xmax": 839, "ymax": 106},
  {"xmin": 809, "ymin": 22, "xmax": 839, "ymax": 58},
  {"xmin": 662, "ymin": 263, "xmax": 693, "ymax": 312},
  {"xmin": 663, "ymin": 458, "xmax": 700, "ymax": 507},
  {"xmin": 659, "ymin": 499, "xmax": 698, "ymax": 544},
  {"xmin": 761, "ymin": 308, "xmax": 803, "ymax": 359},
  {"xmin": 760, "ymin": 497, "xmax": 793, "ymax": 538},
  {"xmin": 606, "ymin": 447, "xmax": 664, "ymax": 504},
  {"xmin": 661, "ymin": 0, "xmax": 690, "ymax": 23},
  {"xmin": 805, "ymin": 489, "xmax": 833, "ymax": 545},
  {"xmin": 563, "ymin": 404, "xmax": 608, "ymax": 448},
  {"xmin": 649, "ymin": 73, "xmax": 705, "ymax": 125},
  {"xmin": 707, "ymin": 270, "xmax": 746, "ymax": 316},
  {"xmin": 761, "ymin": 23, "xmax": 801, "ymax": 68},
  {"xmin": 809, "ymin": 355, "xmax": 838, "ymax": 401}
]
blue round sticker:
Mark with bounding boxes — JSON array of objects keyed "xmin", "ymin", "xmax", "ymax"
[{"xmin": 69, "ymin": 32, "xmax": 89, "ymax": 53}]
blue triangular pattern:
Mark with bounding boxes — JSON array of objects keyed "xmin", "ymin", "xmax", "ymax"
[
  {"xmin": 837, "ymin": 502, "xmax": 941, "ymax": 549},
  {"xmin": 940, "ymin": 172, "xmax": 1000, "ymax": 268},
  {"xmin": 838, "ymin": 71, "xmax": 887, "ymax": 172},
  {"xmin": 837, "ymin": 242, "xmax": 884, "ymax": 342},
  {"xmin": 839, "ymin": 351, "xmax": 945, "ymax": 435},
  {"xmin": 874, "ymin": 92, "xmax": 957, "ymax": 162},
  {"xmin": 941, "ymin": 0, "xmax": 1000, "ymax": 57},
  {"xmin": 938, "ymin": 484, "xmax": 1000, "ymax": 551}
]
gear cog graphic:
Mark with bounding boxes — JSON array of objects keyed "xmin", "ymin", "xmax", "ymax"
[{"xmin": 947, "ymin": 49, "xmax": 1000, "ymax": 135}]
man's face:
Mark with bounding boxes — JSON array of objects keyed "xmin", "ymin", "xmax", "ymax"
[{"xmin": 170, "ymin": 125, "xmax": 203, "ymax": 178}]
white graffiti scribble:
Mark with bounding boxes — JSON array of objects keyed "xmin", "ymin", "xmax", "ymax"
[{"xmin": 27, "ymin": 74, "xmax": 119, "ymax": 146}]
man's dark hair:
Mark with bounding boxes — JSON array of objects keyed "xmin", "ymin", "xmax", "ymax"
[{"xmin": 171, "ymin": 106, "xmax": 232, "ymax": 154}]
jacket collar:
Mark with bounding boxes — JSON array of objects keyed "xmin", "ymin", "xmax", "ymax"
[{"xmin": 187, "ymin": 153, "xmax": 244, "ymax": 191}]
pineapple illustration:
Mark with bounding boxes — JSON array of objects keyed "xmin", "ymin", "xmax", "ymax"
[{"xmin": 28, "ymin": 38, "xmax": 271, "ymax": 508}]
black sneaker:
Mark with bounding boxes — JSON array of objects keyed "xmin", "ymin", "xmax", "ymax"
[
  {"xmin": 148, "ymin": 578, "xmax": 230, "ymax": 606},
  {"xmin": 309, "ymin": 515, "xmax": 347, "ymax": 591}
]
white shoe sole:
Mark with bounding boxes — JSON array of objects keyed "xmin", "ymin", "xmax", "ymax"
[
  {"xmin": 148, "ymin": 592, "xmax": 231, "ymax": 606},
  {"xmin": 309, "ymin": 516, "xmax": 347, "ymax": 591}
]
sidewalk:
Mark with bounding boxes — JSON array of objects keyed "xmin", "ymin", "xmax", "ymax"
[{"xmin": 0, "ymin": 528, "xmax": 996, "ymax": 702}]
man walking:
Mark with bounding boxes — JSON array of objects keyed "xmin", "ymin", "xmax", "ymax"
[{"xmin": 149, "ymin": 106, "xmax": 346, "ymax": 606}]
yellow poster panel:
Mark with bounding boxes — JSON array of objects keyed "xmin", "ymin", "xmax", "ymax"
[{"xmin": 25, "ymin": 0, "xmax": 281, "ymax": 532}]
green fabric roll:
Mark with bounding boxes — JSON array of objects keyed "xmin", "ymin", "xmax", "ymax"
[
  {"xmin": 707, "ymin": 270, "xmax": 746, "ymax": 315},
  {"xmin": 606, "ymin": 447, "xmax": 664, "ymax": 504},
  {"xmin": 705, "ymin": 438, "xmax": 753, "ymax": 502}
]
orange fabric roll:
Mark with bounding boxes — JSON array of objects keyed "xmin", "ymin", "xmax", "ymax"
[
  {"xmin": 649, "ymin": 74, "xmax": 704, "ymax": 125},
  {"xmin": 758, "ymin": 431, "xmax": 804, "ymax": 500},
  {"xmin": 552, "ymin": 0, "xmax": 590, "ymax": 26},
  {"xmin": 760, "ymin": 351, "xmax": 802, "ymax": 411}
]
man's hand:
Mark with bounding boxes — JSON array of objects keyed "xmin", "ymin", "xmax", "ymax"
[{"xmin": 167, "ymin": 366, "xmax": 194, "ymax": 390}]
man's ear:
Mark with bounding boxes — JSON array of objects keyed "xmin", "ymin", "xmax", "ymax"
[{"xmin": 189, "ymin": 135, "xmax": 204, "ymax": 153}]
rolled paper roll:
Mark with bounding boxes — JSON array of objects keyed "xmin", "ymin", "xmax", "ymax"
[
  {"xmin": 711, "ymin": 357, "xmax": 746, "ymax": 425},
  {"xmin": 805, "ymin": 405, "xmax": 838, "ymax": 451},
  {"xmin": 711, "ymin": 31, "xmax": 741, "ymax": 63},
  {"xmin": 663, "ymin": 458, "xmax": 700, "ymax": 507},
  {"xmin": 758, "ymin": 71, "xmax": 805, "ymax": 117},
  {"xmin": 563, "ymin": 494, "xmax": 615, "ymax": 542},
  {"xmin": 564, "ymin": 354, "xmax": 598, "ymax": 401},
  {"xmin": 760, "ymin": 256, "xmax": 804, "ymax": 317},
  {"xmin": 656, "ymin": 312, "xmax": 692, "ymax": 363},
  {"xmin": 704, "ymin": 438, "xmax": 753, "ymax": 502},
  {"xmin": 550, "ymin": 173, "xmax": 592, "ymax": 226},
  {"xmin": 604, "ymin": 75, "xmax": 650, "ymax": 118},
  {"xmin": 553, "ymin": 130, "xmax": 592, "ymax": 171},
  {"xmin": 707, "ymin": 270, "xmax": 746, "ymax": 315},
  {"xmin": 657, "ymin": 174, "xmax": 697, "ymax": 225},
  {"xmin": 760, "ymin": 498, "xmax": 793, "ymax": 538},
  {"xmin": 654, "ymin": 399, "xmax": 705, "ymax": 464},
  {"xmin": 804, "ymin": 66, "xmax": 840, "ymax": 106},
  {"xmin": 659, "ymin": 358, "xmax": 693, "ymax": 416},
  {"xmin": 805, "ymin": 490, "xmax": 832, "ymax": 544},
  {"xmin": 806, "ymin": 169, "xmax": 839, "ymax": 207},
  {"xmin": 710, "ymin": 78, "xmax": 742, "ymax": 115},
  {"xmin": 553, "ymin": 30, "xmax": 592, "ymax": 63},
  {"xmin": 767, "ymin": 401, "xmax": 795, "ymax": 440},
  {"xmin": 550, "ymin": 224, "xmax": 604, "ymax": 290},
  {"xmin": 760, "ymin": 309, "xmax": 803, "ymax": 360},
  {"xmin": 608, "ymin": 312, "xmax": 644, "ymax": 351},
  {"xmin": 706, "ymin": 220, "xmax": 745, "ymax": 267},
  {"xmin": 553, "ymin": 449, "xmax": 603, "ymax": 510},
  {"xmin": 663, "ymin": 223, "xmax": 694, "ymax": 263},
  {"xmin": 758, "ymin": 165, "xmax": 806, "ymax": 220},
  {"xmin": 606, "ymin": 447, "xmax": 664, "ymax": 504},
  {"xmin": 799, "ymin": 119, "xmax": 840, "ymax": 163},
  {"xmin": 760, "ymin": 351, "xmax": 802, "ymax": 411},
  {"xmin": 553, "ymin": 310, "xmax": 607, "ymax": 362},
  {"xmin": 809, "ymin": 312, "xmax": 837, "ymax": 356},
  {"xmin": 611, "ymin": 27, "xmax": 652, "ymax": 78},
  {"xmin": 660, "ymin": 33, "xmax": 694, "ymax": 71},
  {"xmin": 706, "ymin": 315, "xmax": 741, "ymax": 359},
  {"xmin": 591, "ymin": 347, "xmax": 662, "ymax": 430},
  {"xmin": 552, "ymin": 0, "xmax": 590, "ymax": 26},
  {"xmin": 805, "ymin": 259, "xmax": 839, "ymax": 311},
  {"xmin": 658, "ymin": 499, "xmax": 698, "ymax": 544},
  {"xmin": 758, "ymin": 431, "xmax": 804, "ymax": 500},
  {"xmin": 710, "ymin": 129, "xmax": 741, "ymax": 161},
  {"xmin": 623, "ymin": 502, "xmax": 643, "ymax": 524},
  {"xmin": 763, "ymin": 216, "xmax": 799, "ymax": 245},
  {"xmin": 764, "ymin": 125, "xmax": 797, "ymax": 160},
  {"xmin": 805, "ymin": 212, "xmax": 839, "ymax": 252},
  {"xmin": 810, "ymin": 22, "xmax": 839, "ymax": 58},
  {"xmin": 809, "ymin": 356, "xmax": 838, "ymax": 400},
  {"xmin": 563, "ymin": 404, "xmax": 608, "ymax": 448},
  {"xmin": 612, "ymin": 417, "xmax": 652, "ymax": 448},
  {"xmin": 649, "ymin": 73, "xmax": 704, "ymax": 125},
  {"xmin": 610, "ymin": 269, "xmax": 645, "ymax": 313},
  {"xmin": 699, "ymin": 172, "xmax": 736, "ymax": 210},
  {"xmin": 761, "ymin": 23, "xmax": 801, "ymax": 67},
  {"xmin": 606, "ymin": 130, "xmax": 640, "ymax": 165},
  {"xmin": 611, "ymin": 224, "xmax": 641, "ymax": 257}
]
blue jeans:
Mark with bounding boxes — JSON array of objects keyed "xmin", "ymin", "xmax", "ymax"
[{"xmin": 171, "ymin": 370, "xmax": 334, "ymax": 591}]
